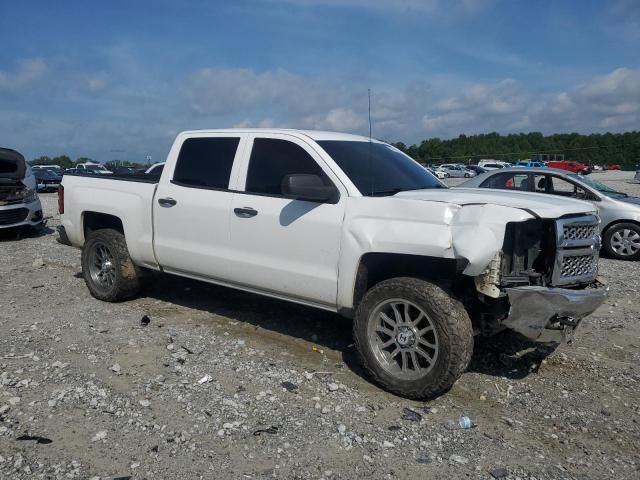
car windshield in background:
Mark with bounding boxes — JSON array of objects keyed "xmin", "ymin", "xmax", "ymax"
[
  {"xmin": 569, "ymin": 173, "xmax": 627, "ymax": 198},
  {"xmin": 318, "ymin": 141, "xmax": 445, "ymax": 196},
  {"xmin": 84, "ymin": 165, "xmax": 105, "ymax": 171}
]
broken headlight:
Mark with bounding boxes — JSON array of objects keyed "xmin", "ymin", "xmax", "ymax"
[{"xmin": 1, "ymin": 187, "xmax": 38, "ymax": 204}]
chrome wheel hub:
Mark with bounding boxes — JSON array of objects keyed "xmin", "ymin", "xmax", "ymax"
[
  {"xmin": 367, "ymin": 299, "xmax": 439, "ymax": 380},
  {"xmin": 88, "ymin": 243, "xmax": 116, "ymax": 290},
  {"xmin": 396, "ymin": 327, "xmax": 416, "ymax": 347}
]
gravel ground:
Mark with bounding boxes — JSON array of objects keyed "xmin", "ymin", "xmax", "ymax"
[{"xmin": 0, "ymin": 171, "xmax": 638, "ymax": 479}]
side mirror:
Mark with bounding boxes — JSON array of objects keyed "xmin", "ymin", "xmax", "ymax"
[{"xmin": 281, "ymin": 174, "xmax": 339, "ymax": 203}]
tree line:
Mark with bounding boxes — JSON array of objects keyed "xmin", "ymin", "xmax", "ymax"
[{"xmin": 392, "ymin": 131, "xmax": 640, "ymax": 169}]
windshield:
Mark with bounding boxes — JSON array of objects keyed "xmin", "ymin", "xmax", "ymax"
[
  {"xmin": 318, "ymin": 140, "xmax": 446, "ymax": 196},
  {"xmin": 568, "ymin": 173, "xmax": 627, "ymax": 198}
]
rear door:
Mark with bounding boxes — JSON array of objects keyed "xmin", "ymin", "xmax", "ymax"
[
  {"xmin": 227, "ymin": 134, "xmax": 346, "ymax": 307},
  {"xmin": 153, "ymin": 133, "xmax": 246, "ymax": 280}
]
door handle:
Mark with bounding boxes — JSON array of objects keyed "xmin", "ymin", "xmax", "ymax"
[
  {"xmin": 234, "ymin": 207, "xmax": 258, "ymax": 218},
  {"xmin": 158, "ymin": 197, "xmax": 177, "ymax": 207}
]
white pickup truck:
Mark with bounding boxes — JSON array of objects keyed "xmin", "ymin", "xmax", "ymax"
[{"xmin": 58, "ymin": 129, "xmax": 607, "ymax": 398}]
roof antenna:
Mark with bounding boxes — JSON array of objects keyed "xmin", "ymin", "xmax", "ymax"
[
  {"xmin": 368, "ymin": 88, "xmax": 372, "ymax": 140},
  {"xmin": 368, "ymin": 88, "xmax": 373, "ymax": 195}
]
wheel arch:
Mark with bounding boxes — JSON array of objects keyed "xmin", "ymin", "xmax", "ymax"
[
  {"xmin": 602, "ymin": 218, "xmax": 640, "ymax": 236},
  {"xmin": 343, "ymin": 252, "xmax": 459, "ymax": 318},
  {"xmin": 82, "ymin": 211, "xmax": 124, "ymax": 241}
]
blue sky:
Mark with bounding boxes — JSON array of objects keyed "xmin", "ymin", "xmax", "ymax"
[{"xmin": 1, "ymin": 0, "xmax": 639, "ymax": 162}]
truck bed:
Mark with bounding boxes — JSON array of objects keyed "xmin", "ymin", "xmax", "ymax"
[
  {"xmin": 60, "ymin": 173, "xmax": 159, "ymax": 268},
  {"xmin": 64, "ymin": 172, "xmax": 160, "ymax": 183}
]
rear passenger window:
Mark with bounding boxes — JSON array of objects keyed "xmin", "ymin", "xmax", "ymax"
[
  {"xmin": 245, "ymin": 138, "xmax": 329, "ymax": 195},
  {"xmin": 481, "ymin": 172, "xmax": 530, "ymax": 191},
  {"xmin": 173, "ymin": 137, "xmax": 240, "ymax": 189}
]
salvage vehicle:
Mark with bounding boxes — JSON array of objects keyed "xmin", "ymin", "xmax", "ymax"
[
  {"xmin": 34, "ymin": 168, "xmax": 63, "ymax": 192},
  {"xmin": 58, "ymin": 129, "xmax": 607, "ymax": 399},
  {"xmin": 478, "ymin": 160, "xmax": 511, "ymax": 170},
  {"xmin": 426, "ymin": 167, "xmax": 447, "ymax": 179},
  {"xmin": 464, "ymin": 165, "xmax": 488, "ymax": 175},
  {"xmin": 437, "ymin": 165, "xmax": 475, "ymax": 178},
  {"xmin": 32, "ymin": 164, "xmax": 65, "ymax": 176},
  {"xmin": 0, "ymin": 148, "xmax": 43, "ymax": 230},
  {"xmin": 460, "ymin": 167, "xmax": 640, "ymax": 260},
  {"xmin": 76, "ymin": 162, "xmax": 112, "ymax": 174}
]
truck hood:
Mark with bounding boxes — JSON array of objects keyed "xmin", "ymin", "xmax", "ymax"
[{"xmin": 395, "ymin": 188, "xmax": 595, "ymax": 219}]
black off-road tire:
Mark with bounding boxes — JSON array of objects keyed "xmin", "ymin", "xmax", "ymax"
[
  {"xmin": 603, "ymin": 222, "xmax": 640, "ymax": 261},
  {"xmin": 82, "ymin": 229, "xmax": 141, "ymax": 302},
  {"xmin": 353, "ymin": 277, "xmax": 474, "ymax": 399}
]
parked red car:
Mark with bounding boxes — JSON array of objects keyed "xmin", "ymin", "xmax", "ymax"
[
  {"xmin": 606, "ymin": 164, "xmax": 622, "ymax": 170},
  {"xmin": 547, "ymin": 160, "xmax": 591, "ymax": 174}
]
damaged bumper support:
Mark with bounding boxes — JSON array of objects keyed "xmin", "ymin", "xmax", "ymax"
[{"xmin": 503, "ymin": 285, "xmax": 608, "ymax": 343}]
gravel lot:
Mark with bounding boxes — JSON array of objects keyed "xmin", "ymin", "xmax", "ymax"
[{"xmin": 1, "ymin": 171, "xmax": 638, "ymax": 479}]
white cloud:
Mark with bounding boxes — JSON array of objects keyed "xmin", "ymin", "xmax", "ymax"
[
  {"xmin": 4, "ymin": 57, "xmax": 639, "ymax": 161},
  {"xmin": 0, "ymin": 58, "xmax": 48, "ymax": 92}
]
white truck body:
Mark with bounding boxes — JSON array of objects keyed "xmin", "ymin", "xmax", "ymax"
[{"xmin": 58, "ymin": 129, "xmax": 608, "ymax": 397}]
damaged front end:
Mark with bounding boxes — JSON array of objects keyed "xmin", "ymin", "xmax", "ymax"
[
  {"xmin": 0, "ymin": 148, "xmax": 42, "ymax": 228},
  {"xmin": 472, "ymin": 214, "xmax": 607, "ymax": 343}
]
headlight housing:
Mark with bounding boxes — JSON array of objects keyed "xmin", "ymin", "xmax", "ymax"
[
  {"xmin": 1, "ymin": 187, "xmax": 38, "ymax": 204},
  {"xmin": 23, "ymin": 188, "xmax": 38, "ymax": 203}
]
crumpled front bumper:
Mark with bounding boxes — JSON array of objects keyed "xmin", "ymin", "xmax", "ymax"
[{"xmin": 502, "ymin": 284, "xmax": 608, "ymax": 343}]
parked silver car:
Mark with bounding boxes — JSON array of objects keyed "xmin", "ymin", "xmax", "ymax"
[
  {"xmin": 437, "ymin": 165, "xmax": 476, "ymax": 178},
  {"xmin": 460, "ymin": 167, "xmax": 640, "ymax": 260}
]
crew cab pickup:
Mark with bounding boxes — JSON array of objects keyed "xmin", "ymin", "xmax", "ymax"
[{"xmin": 58, "ymin": 129, "xmax": 607, "ymax": 398}]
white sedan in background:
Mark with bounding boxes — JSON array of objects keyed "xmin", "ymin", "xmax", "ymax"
[{"xmin": 437, "ymin": 165, "xmax": 476, "ymax": 178}]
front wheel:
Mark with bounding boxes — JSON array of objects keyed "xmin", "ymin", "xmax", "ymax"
[
  {"xmin": 82, "ymin": 229, "xmax": 141, "ymax": 301},
  {"xmin": 603, "ymin": 223, "xmax": 640, "ymax": 260},
  {"xmin": 353, "ymin": 278, "xmax": 473, "ymax": 399}
]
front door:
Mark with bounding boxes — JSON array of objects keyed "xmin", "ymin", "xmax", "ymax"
[{"xmin": 227, "ymin": 135, "xmax": 346, "ymax": 307}]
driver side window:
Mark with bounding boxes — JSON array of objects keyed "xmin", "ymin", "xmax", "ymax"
[{"xmin": 245, "ymin": 138, "xmax": 332, "ymax": 196}]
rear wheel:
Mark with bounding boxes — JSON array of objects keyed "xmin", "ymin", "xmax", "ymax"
[
  {"xmin": 353, "ymin": 278, "xmax": 473, "ymax": 399},
  {"xmin": 82, "ymin": 229, "xmax": 141, "ymax": 301},
  {"xmin": 603, "ymin": 223, "xmax": 640, "ymax": 260}
]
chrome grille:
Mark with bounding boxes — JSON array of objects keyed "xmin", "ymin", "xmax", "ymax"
[
  {"xmin": 553, "ymin": 215, "xmax": 600, "ymax": 286},
  {"xmin": 563, "ymin": 224, "xmax": 598, "ymax": 242},
  {"xmin": 561, "ymin": 254, "xmax": 597, "ymax": 278}
]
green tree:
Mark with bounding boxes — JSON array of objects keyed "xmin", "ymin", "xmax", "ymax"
[
  {"xmin": 51, "ymin": 155, "xmax": 73, "ymax": 168},
  {"xmin": 400, "ymin": 131, "xmax": 640, "ymax": 169}
]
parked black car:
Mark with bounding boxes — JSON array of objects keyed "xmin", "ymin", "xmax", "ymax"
[
  {"xmin": 33, "ymin": 168, "xmax": 63, "ymax": 192},
  {"xmin": 113, "ymin": 166, "xmax": 137, "ymax": 175}
]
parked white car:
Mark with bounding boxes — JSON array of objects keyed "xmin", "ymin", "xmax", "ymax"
[
  {"xmin": 76, "ymin": 162, "xmax": 112, "ymax": 174},
  {"xmin": 478, "ymin": 160, "xmax": 511, "ymax": 170},
  {"xmin": 0, "ymin": 148, "xmax": 43, "ymax": 230},
  {"xmin": 32, "ymin": 164, "xmax": 65, "ymax": 176},
  {"xmin": 437, "ymin": 165, "xmax": 475, "ymax": 178},
  {"xmin": 426, "ymin": 167, "xmax": 448, "ymax": 179},
  {"xmin": 58, "ymin": 128, "xmax": 606, "ymax": 398}
]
